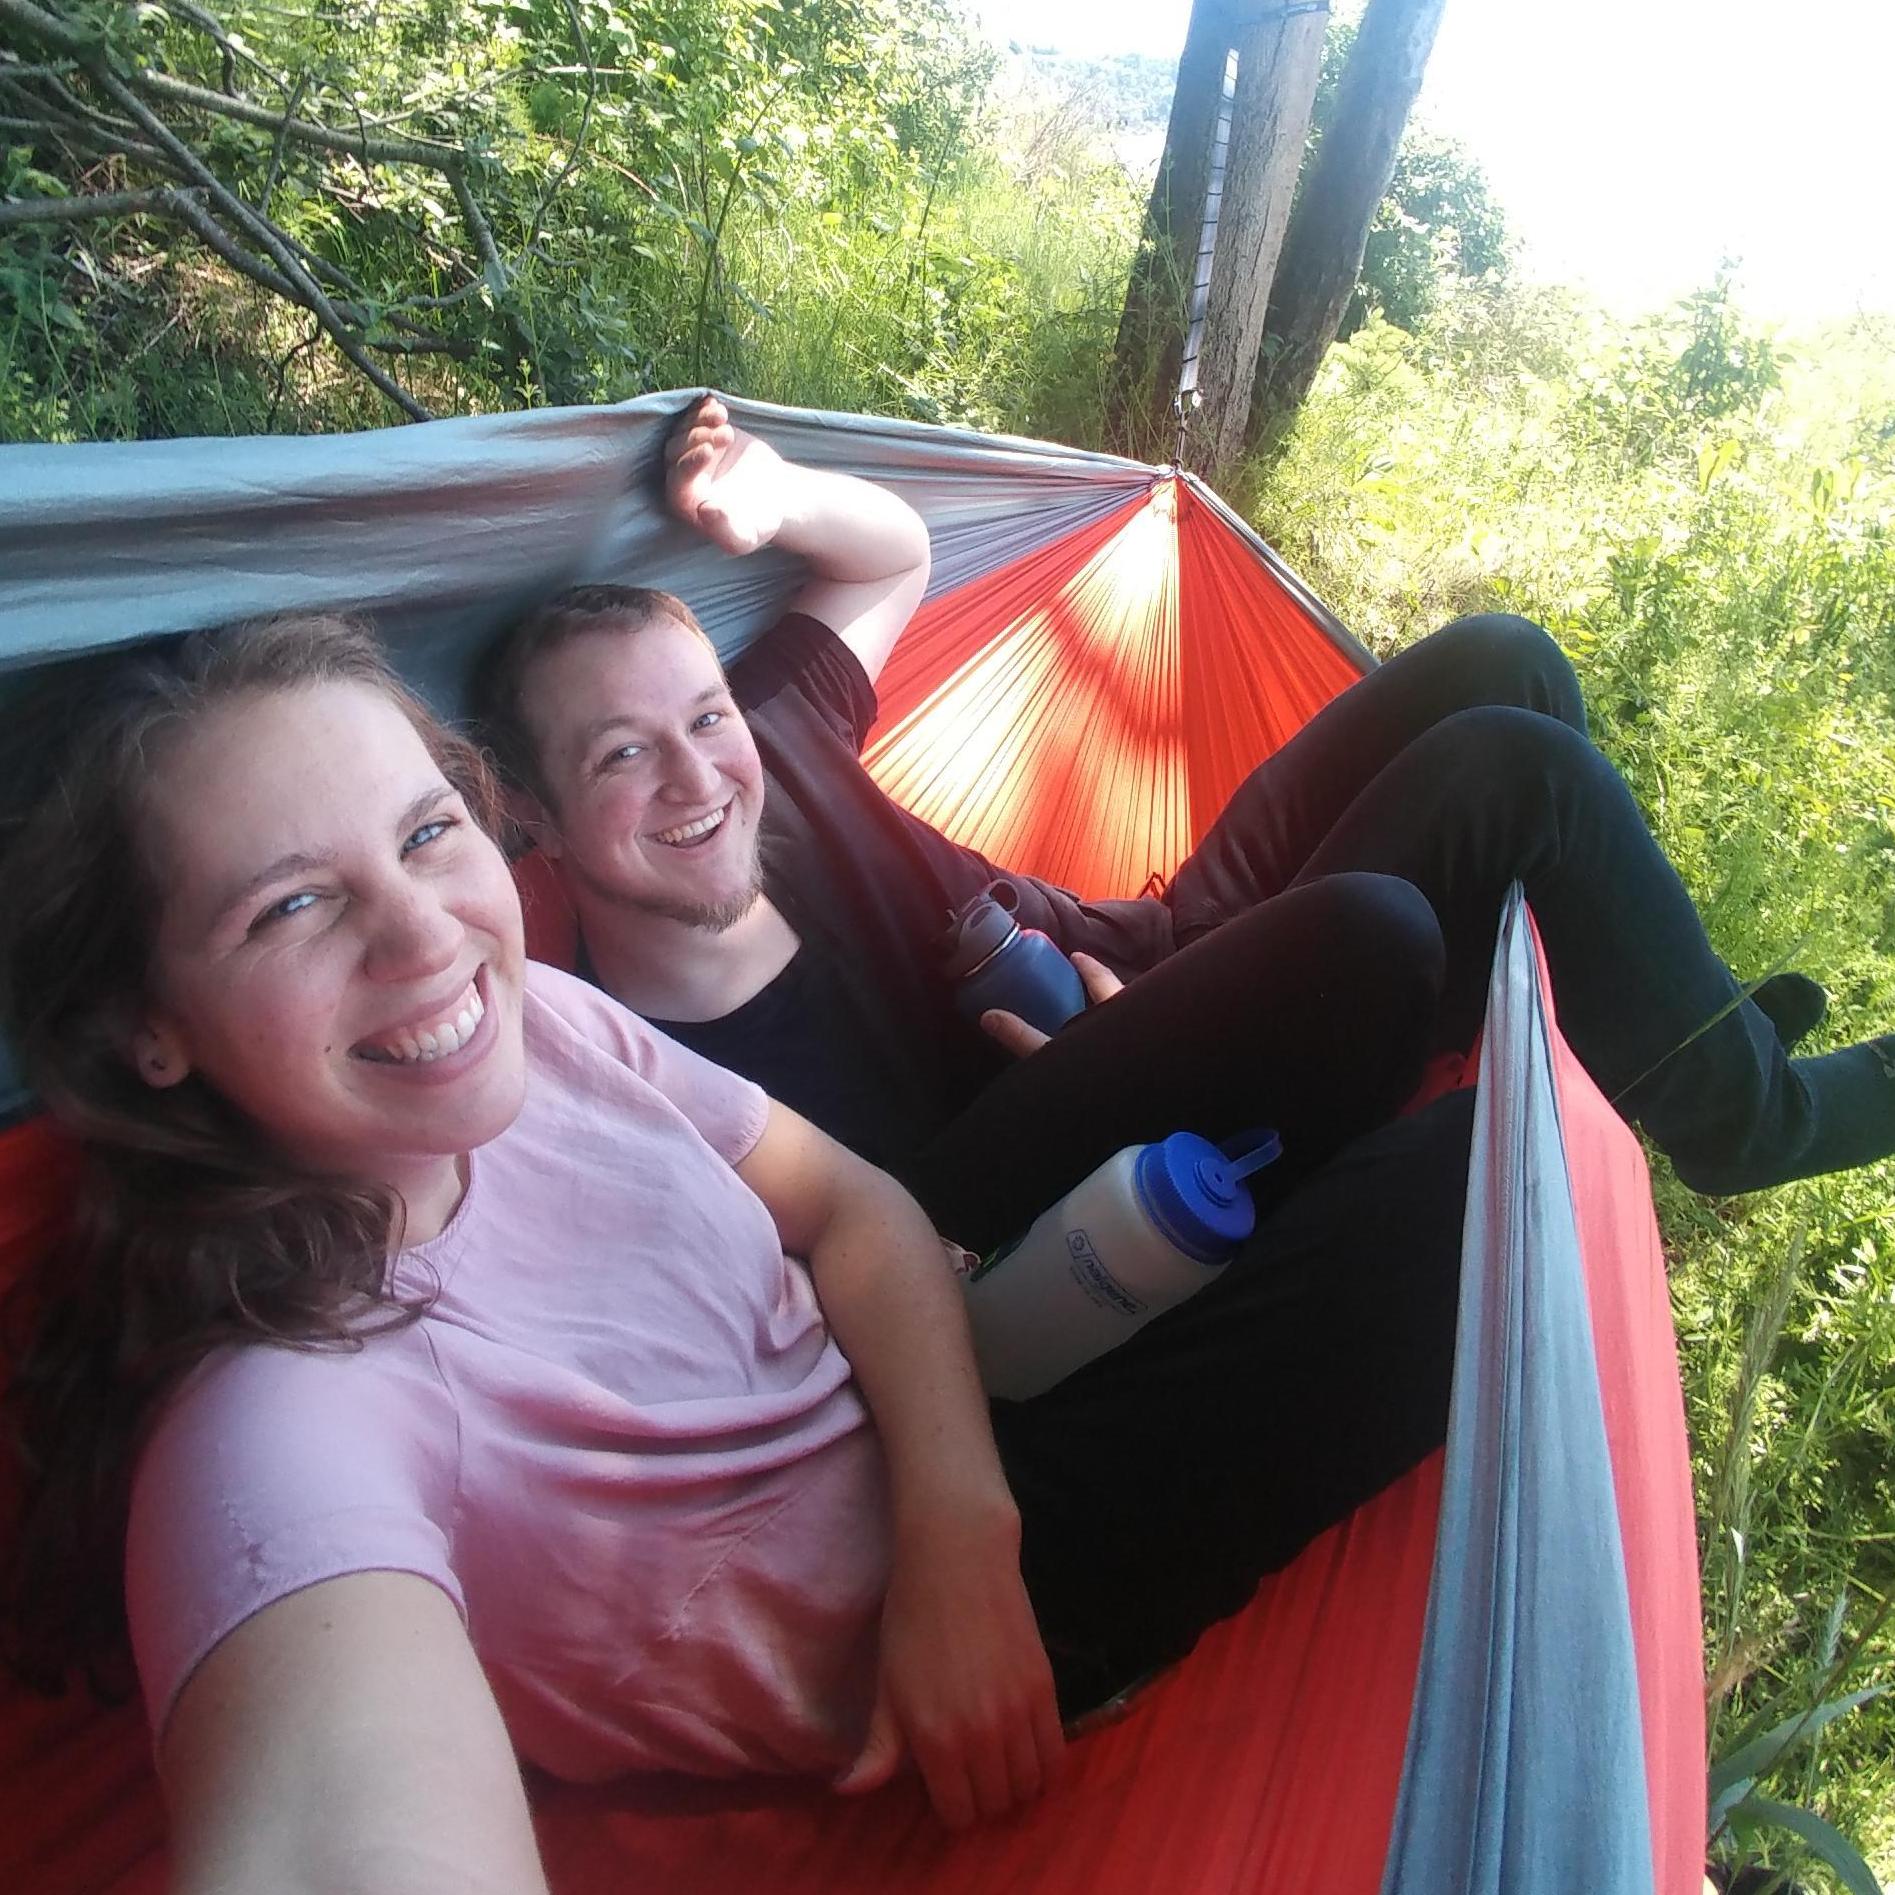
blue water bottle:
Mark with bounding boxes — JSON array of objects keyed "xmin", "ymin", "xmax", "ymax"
[{"xmin": 939, "ymin": 878, "xmax": 1088, "ymax": 1038}]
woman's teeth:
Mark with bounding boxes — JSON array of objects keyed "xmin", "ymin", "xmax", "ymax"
[
  {"xmin": 359, "ymin": 979, "xmax": 485, "ymax": 1064},
  {"xmin": 653, "ymin": 806, "xmax": 726, "ymax": 847}
]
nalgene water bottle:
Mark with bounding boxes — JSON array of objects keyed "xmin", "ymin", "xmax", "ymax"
[
  {"xmin": 939, "ymin": 878, "xmax": 1088, "ymax": 1040},
  {"xmin": 961, "ymin": 1129, "xmax": 1282, "ymax": 1400}
]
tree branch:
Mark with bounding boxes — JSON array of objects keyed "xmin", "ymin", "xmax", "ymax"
[
  {"xmin": 154, "ymin": 0, "xmax": 287, "ymax": 94},
  {"xmin": 0, "ymin": 184, "xmax": 202, "ymax": 227},
  {"xmin": 266, "ymin": 320, "xmax": 321, "ymax": 428},
  {"xmin": 523, "ymin": 0, "xmax": 594, "ymax": 254},
  {"xmin": 0, "ymin": 57, "xmax": 79, "ymax": 82},
  {"xmin": 97, "ymin": 67, "xmax": 433, "ymax": 419},
  {"xmin": 30, "ymin": 70, "xmax": 121, "ymax": 132},
  {"xmin": 6, "ymin": 66, "xmax": 143, "ymax": 138},
  {"xmin": 0, "ymin": 0, "xmax": 519, "ymax": 413},
  {"xmin": 0, "ymin": 2, "xmax": 459, "ymax": 165},
  {"xmin": 133, "ymin": 66, "xmax": 460, "ymax": 167},
  {"xmin": 0, "ymin": 0, "xmax": 88, "ymax": 59},
  {"xmin": 364, "ymin": 331, "xmax": 475, "ymax": 357},
  {"xmin": 446, "ymin": 160, "xmax": 542, "ymax": 388},
  {"xmin": 0, "ymin": 89, "xmax": 176, "ymax": 170},
  {"xmin": 0, "ymin": 176, "xmax": 455, "ymax": 373},
  {"xmin": 164, "ymin": 190, "xmax": 304, "ymax": 300},
  {"xmin": 388, "ymin": 278, "xmax": 489, "ymax": 314},
  {"xmin": 259, "ymin": 68, "xmax": 309, "ymax": 215}
]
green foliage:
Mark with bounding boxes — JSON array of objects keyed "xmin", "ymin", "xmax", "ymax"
[
  {"xmin": 0, "ymin": 0, "xmax": 1146, "ymax": 441},
  {"xmin": 1570, "ymin": 266, "xmax": 1787, "ymax": 475},
  {"xmin": 1254, "ymin": 277, "xmax": 1895, "ymax": 1889},
  {"xmin": 0, "ymin": 0, "xmax": 1023, "ymax": 432},
  {"xmin": 1356, "ymin": 127, "xmax": 1510, "ymax": 335},
  {"xmin": 1712, "ymin": 1678, "xmax": 1890, "ymax": 1895}
]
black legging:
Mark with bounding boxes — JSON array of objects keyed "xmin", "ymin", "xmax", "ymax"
[
  {"xmin": 894, "ymin": 613, "xmax": 1888, "ymax": 1710},
  {"xmin": 908, "ymin": 613, "xmax": 1880, "ymax": 1223}
]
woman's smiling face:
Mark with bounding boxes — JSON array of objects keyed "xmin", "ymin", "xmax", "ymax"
[{"xmin": 133, "ymin": 681, "xmax": 529, "ymax": 1204}]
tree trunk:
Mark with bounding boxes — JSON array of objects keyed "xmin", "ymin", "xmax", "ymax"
[
  {"xmin": 1189, "ymin": 2, "xmax": 1328, "ymax": 483},
  {"xmin": 1250, "ymin": 0, "xmax": 1449, "ymax": 452},
  {"xmin": 1105, "ymin": 0, "xmax": 1234, "ymax": 462}
]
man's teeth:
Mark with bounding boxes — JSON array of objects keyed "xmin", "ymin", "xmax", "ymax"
[
  {"xmin": 361, "ymin": 981, "xmax": 485, "ymax": 1064},
  {"xmin": 653, "ymin": 807, "xmax": 726, "ymax": 846}
]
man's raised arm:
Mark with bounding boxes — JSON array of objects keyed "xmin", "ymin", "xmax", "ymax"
[{"xmin": 665, "ymin": 395, "xmax": 931, "ymax": 686}]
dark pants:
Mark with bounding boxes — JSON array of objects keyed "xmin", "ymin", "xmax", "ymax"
[
  {"xmin": 991, "ymin": 1088, "xmax": 1475, "ymax": 1717},
  {"xmin": 1165, "ymin": 613, "xmax": 1821, "ymax": 1195},
  {"xmin": 902, "ymin": 613, "xmax": 1831, "ymax": 1709},
  {"xmin": 909, "ymin": 613, "xmax": 1826, "ymax": 1225}
]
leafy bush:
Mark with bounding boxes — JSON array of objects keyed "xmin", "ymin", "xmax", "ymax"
[{"xmin": 0, "ymin": 0, "xmax": 1009, "ymax": 433}]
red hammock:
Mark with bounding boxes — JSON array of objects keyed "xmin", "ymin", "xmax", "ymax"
[{"xmin": 0, "ymin": 407, "xmax": 1703, "ymax": 1895}]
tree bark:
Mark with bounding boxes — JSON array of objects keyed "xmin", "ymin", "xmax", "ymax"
[
  {"xmin": 1189, "ymin": 2, "xmax": 1329, "ymax": 482},
  {"xmin": 1250, "ymin": 0, "xmax": 1448, "ymax": 451},
  {"xmin": 1104, "ymin": 0, "xmax": 1234, "ymax": 461}
]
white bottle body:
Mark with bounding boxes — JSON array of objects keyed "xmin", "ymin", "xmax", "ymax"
[{"xmin": 961, "ymin": 1144, "xmax": 1230, "ymax": 1400}]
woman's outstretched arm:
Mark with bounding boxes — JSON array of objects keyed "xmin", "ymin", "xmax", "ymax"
[
  {"xmin": 735, "ymin": 1102, "xmax": 1064, "ymax": 1828},
  {"xmin": 160, "ymin": 1571, "xmax": 549, "ymax": 1895}
]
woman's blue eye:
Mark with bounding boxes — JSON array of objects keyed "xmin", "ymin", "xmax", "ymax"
[
  {"xmin": 251, "ymin": 891, "xmax": 317, "ymax": 933},
  {"xmin": 693, "ymin": 710, "xmax": 724, "ymax": 732},
  {"xmin": 402, "ymin": 818, "xmax": 452, "ymax": 855}
]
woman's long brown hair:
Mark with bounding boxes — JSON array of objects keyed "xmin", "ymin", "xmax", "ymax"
[{"xmin": 0, "ymin": 615, "xmax": 504, "ymax": 1695}]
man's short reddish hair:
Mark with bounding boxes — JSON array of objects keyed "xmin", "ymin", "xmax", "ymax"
[{"xmin": 476, "ymin": 584, "xmax": 719, "ymax": 805}]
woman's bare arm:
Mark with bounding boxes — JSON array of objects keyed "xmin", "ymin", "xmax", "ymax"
[
  {"xmin": 735, "ymin": 1102, "xmax": 1064, "ymax": 1828},
  {"xmin": 160, "ymin": 1570, "xmax": 549, "ymax": 1895}
]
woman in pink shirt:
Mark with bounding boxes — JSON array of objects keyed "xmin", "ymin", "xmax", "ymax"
[{"xmin": 0, "ymin": 614, "xmax": 1475, "ymax": 1892}]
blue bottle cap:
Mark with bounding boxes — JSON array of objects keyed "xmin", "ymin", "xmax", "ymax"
[
  {"xmin": 1132, "ymin": 1131, "xmax": 1267, "ymax": 1265},
  {"xmin": 938, "ymin": 881, "xmax": 1023, "ymax": 981}
]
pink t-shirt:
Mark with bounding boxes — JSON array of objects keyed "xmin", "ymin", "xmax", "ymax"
[{"xmin": 124, "ymin": 964, "xmax": 891, "ymax": 1781}]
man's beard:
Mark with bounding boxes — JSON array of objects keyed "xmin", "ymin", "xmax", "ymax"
[
  {"xmin": 636, "ymin": 874, "xmax": 763, "ymax": 933},
  {"xmin": 572, "ymin": 839, "xmax": 764, "ymax": 935}
]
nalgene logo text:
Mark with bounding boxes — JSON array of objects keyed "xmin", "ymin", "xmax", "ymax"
[{"xmin": 1064, "ymin": 1229, "xmax": 1145, "ymax": 1317}]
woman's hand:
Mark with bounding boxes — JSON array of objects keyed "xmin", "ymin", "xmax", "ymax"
[
  {"xmin": 663, "ymin": 393, "xmax": 787, "ymax": 555},
  {"xmin": 980, "ymin": 952, "xmax": 1124, "ymax": 1059},
  {"xmin": 835, "ymin": 1503, "xmax": 1065, "ymax": 1827},
  {"xmin": 734, "ymin": 1105, "xmax": 1064, "ymax": 1826}
]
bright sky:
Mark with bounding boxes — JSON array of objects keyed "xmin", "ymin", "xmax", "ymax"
[{"xmin": 977, "ymin": 0, "xmax": 1895, "ymax": 322}]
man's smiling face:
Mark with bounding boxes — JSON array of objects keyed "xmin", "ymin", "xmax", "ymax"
[{"xmin": 519, "ymin": 616, "xmax": 768, "ymax": 931}]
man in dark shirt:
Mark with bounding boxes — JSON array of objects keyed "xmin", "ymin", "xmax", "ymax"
[
  {"xmin": 478, "ymin": 398, "xmax": 1881, "ymax": 1216},
  {"xmin": 475, "ymin": 400, "xmax": 1461, "ymax": 1237}
]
